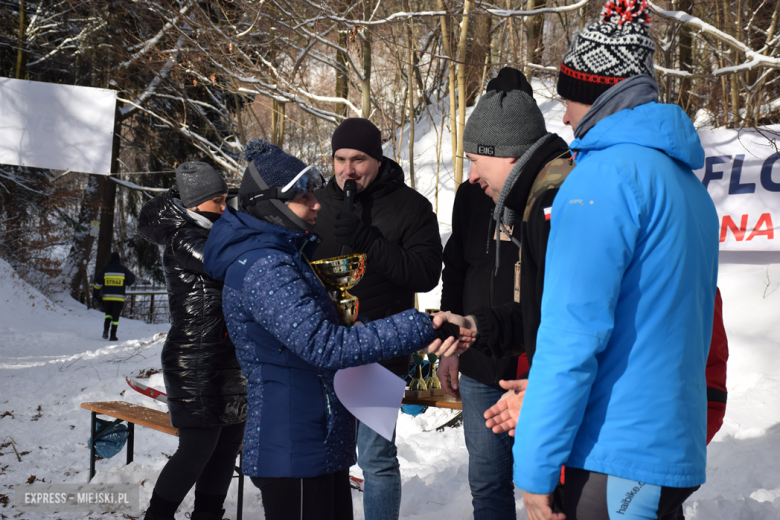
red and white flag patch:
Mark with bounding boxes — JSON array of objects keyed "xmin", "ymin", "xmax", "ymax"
[{"xmin": 544, "ymin": 207, "xmax": 552, "ymax": 221}]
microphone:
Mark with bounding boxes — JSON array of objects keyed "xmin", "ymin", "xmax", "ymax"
[
  {"xmin": 340, "ymin": 180, "xmax": 357, "ymax": 256},
  {"xmin": 343, "ymin": 179, "xmax": 356, "ymax": 213}
]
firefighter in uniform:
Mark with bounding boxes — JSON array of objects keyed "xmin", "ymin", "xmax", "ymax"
[{"xmin": 93, "ymin": 252, "xmax": 136, "ymax": 340}]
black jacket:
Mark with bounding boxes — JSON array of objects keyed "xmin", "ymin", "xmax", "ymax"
[
  {"xmin": 312, "ymin": 157, "xmax": 442, "ymax": 377},
  {"xmin": 138, "ymin": 190, "xmax": 247, "ymax": 428},
  {"xmin": 93, "ymin": 253, "xmax": 135, "ymax": 302},
  {"xmin": 470, "ymin": 135, "xmax": 571, "ymax": 371},
  {"xmin": 440, "ymin": 182, "xmax": 519, "ymax": 385}
]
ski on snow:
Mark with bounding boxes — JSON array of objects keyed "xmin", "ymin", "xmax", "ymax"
[{"xmin": 126, "ymin": 377, "xmax": 168, "ymax": 403}]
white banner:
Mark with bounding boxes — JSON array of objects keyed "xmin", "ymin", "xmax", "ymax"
[
  {"xmin": 0, "ymin": 78, "xmax": 116, "ymax": 175},
  {"xmin": 693, "ymin": 126, "xmax": 780, "ymax": 251}
]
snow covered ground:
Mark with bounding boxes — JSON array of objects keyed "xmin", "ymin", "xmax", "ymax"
[
  {"xmin": 2, "ymin": 85, "xmax": 779, "ymax": 519},
  {"xmin": 1, "ymin": 255, "xmax": 779, "ymax": 519}
]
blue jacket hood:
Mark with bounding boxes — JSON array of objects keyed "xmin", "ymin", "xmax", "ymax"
[
  {"xmin": 204, "ymin": 206, "xmax": 321, "ymax": 282},
  {"xmin": 571, "ymin": 102, "xmax": 705, "ymax": 170}
]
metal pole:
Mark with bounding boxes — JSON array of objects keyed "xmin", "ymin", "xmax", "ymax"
[
  {"xmin": 89, "ymin": 412, "xmax": 97, "ymax": 481},
  {"xmin": 236, "ymin": 449, "xmax": 244, "ymax": 520},
  {"xmin": 126, "ymin": 422, "xmax": 134, "ymax": 465}
]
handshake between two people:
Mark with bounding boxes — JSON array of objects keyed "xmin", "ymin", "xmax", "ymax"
[
  {"xmin": 424, "ymin": 312, "xmax": 529, "ymax": 439},
  {"xmin": 424, "ymin": 311, "xmax": 477, "ymax": 357}
]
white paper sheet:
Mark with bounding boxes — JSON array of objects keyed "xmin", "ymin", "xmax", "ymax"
[{"xmin": 333, "ymin": 363, "xmax": 406, "ymax": 441}]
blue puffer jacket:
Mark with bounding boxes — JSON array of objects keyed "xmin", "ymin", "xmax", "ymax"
[
  {"xmin": 203, "ymin": 207, "xmax": 437, "ymax": 479},
  {"xmin": 512, "ymin": 102, "xmax": 719, "ymax": 493}
]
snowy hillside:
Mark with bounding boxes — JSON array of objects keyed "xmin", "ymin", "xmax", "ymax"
[{"xmin": 2, "ymin": 89, "xmax": 780, "ymax": 519}]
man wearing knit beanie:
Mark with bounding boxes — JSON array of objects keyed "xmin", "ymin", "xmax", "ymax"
[
  {"xmin": 311, "ymin": 118, "xmax": 442, "ymax": 520},
  {"xmin": 431, "ymin": 66, "xmax": 571, "ymax": 519},
  {"xmin": 485, "ymin": 2, "xmax": 719, "ymax": 518}
]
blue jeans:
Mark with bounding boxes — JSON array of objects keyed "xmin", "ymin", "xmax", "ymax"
[
  {"xmin": 357, "ymin": 421, "xmax": 401, "ymax": 520},
  {"xmin": 460, "ymin": 374, "xmax": 516, "ymax": 520}
]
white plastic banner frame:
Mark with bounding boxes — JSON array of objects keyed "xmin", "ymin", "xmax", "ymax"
[{"xmin": 0, "ymin": 78, "xmax": 117, "ymax": 175}]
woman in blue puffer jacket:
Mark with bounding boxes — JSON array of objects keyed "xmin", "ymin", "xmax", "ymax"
[{"xmin": 203, "ymin": 140, "xmax": 439, "ymax": 520}]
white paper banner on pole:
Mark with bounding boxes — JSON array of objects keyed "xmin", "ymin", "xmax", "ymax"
[
  {"xmin": 0, "ymin": 78, "xmax": 116, "ymax": 175},
  {"xmin": 692, "ymin": 126, "xmax": 780, "ymax": 252}
]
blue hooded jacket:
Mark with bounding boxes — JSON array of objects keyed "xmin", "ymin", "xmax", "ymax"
[
  {"xmin": 203, "ymin": 207, "xmax": 436, "ymax": 478},
  {"xmin": 512, "ymin": 102, "xmax": 719, "ymax": 493}
]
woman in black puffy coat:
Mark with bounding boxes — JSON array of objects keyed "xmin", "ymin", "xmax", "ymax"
[{"xmin": 138, "ymin": 162, "xmax": 247, "ymax": 520}]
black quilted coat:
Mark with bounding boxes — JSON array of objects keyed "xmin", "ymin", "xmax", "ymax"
[{"xmin": 138, "ymin": 190, "xmax": 247, "ymax": 428}]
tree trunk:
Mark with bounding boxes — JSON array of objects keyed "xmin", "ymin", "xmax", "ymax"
[
  {"xmin": 361, "ymin": 7, "xmax": 372, "ymax": 119},
  {"xmin": 677, "ymin": 0, "xmax": 695, "ymax": 116},
  {"xmin": 16, "ymin": 0, "xmax": 25, "ymax": 79},
  {"xmin": 455, "ymin": 0, "xmax": 473, "ymax": 187},
  {"xmin": 405, "ymin": 0, "xmax": 416, "ymax": 190},
  {"xmin": 61, "ymin": 175, "xmax": 102, "ymax": 299},
  {"xmin": 336, "ymin": 21, "xmax": 350, "ymax": 118},
  {"xmin": 525, "ymin": 0, "xmax": 547, "ymax": 79},
  {"xmin": 94, "ymin": 104, "xmax": 122, "ymax": 277},
  {"xmin": 464, "ymin": 6, "xmax": 490, "ymax": 106},
  {"xmin": 437, "ymin": 0, "xmax": 458, "ymax": 164}
]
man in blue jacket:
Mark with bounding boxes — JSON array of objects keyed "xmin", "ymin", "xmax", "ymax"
[{"xmin": 484, "ymin": 2, "xmax": 720, "ymax": 519}]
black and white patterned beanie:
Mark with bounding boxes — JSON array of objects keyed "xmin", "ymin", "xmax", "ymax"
[{"xmin": 557, "ymin": 0, "xmax": 655, "ymax": 106}]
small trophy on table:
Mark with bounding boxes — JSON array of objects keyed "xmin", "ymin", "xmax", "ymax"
[{"xmin": 310, "ymin": 254, "xmax": 366, "ymax": 326}]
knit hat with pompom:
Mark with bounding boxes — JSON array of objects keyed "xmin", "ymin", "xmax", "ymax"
[
  {"xmin": 239, "ymin": 139, "xmax": 311, "ymax": 231},
  {"xmin": 557, "ymin": 0, "xmax": 655, "ymax": 105}
]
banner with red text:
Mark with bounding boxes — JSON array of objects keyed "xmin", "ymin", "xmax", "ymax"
[{"xmin": 693, "ymin": 126, "xmax": 780, "ymax": 251}]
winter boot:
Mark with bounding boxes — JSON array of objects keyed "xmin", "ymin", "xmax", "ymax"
[
  {"xmin": 191, "ymin": 491, "xmax": 228, "ymax": 520},
  {"xmin": 144, "ymin": 491, "xmax": 179, "ymax": 520},
  {"xmin": 102, "ymin": 318, "xmax": 111, "ymax": 339},
  {"xmin": 189, "ymin": 510, "xmax": 227, "ymax": 520},
  {"xmin": 143, "ymin": 512, "xmax": 175, "ymax": 520},
  {"xmin": 109, "ymin": 323, "xmax": 118, "ymax": 341}
]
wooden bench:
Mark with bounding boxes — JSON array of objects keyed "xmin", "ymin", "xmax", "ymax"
[
  {"xmin": 401, "ymin": 394, "xmax": 462, "ymax": 410},
  {"xmin": 81, "ymin": 401, "xmax": 245, "ymax": 520}
]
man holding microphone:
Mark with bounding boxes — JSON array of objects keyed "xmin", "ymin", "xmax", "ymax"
[{"xmin": 312, "ymin": 118, "xmax": 442, "ymax": 520}]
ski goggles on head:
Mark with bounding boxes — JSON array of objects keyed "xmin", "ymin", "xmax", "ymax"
[
  {"xmin": 280, "ymin": 164, "xmax": 325, "ymax": 197},
  {"xmin": 242, "ymin": 162, "xmax": 325, "ymax": 207}
]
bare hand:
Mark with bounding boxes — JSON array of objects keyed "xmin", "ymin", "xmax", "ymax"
[
  {"xmin": 523, "ymin": 491, "xmax": 565, "ymax": 520},
  {"xmin": 483, "ymin": 379, "xmax": 529, "ymax": 436},
  {"xmin": 431, "ymin": 311, "xmax": 477, "ymax": 347},
  {"xmin": 437, "ymin": 355, "xmax": 460, "ymax": 399}
]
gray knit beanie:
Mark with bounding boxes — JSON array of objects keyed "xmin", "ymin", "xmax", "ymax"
[
  {"xmin": 175, "ymin": 162, "xmax": 228, "ymax": 208},
  {"xmin": 463, "ymin": 68, "xmax": 548, "ymax": 158}
]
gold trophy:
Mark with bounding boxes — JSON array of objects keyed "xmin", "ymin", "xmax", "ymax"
[{"xmin": 310, "ymin": 254, "xmax": 367, "ymax": 326}]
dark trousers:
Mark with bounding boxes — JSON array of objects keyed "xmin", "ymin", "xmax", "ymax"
[
  {"xmin": 103, "ymin": 301, "xmax": 124, "ymax": 324},
  {"xmin": 152, "ymin": 422, "xmax": 245, "ymax": 505},
  {"xmin": 251, "ymin": 468, "xmax": 353, "ymax": 520},
  {"xmin": 563, "ymin": 467, "xmax": 698, "ymax": 520}
]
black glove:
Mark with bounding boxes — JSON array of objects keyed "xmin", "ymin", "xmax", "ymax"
[
  {"xmin": 333, "ymin": 212, "xmax": 378, "ymax": 253},
  {"xmin": 92, "ymin": 290, "xmax": 102, "ymax": 303},
  {"xmin": 436, "ymin": 321, "xmax": 461, "ymax": 343}
]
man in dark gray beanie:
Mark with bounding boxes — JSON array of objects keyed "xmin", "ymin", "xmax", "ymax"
[
  {"xmin": 312, "ymin": 118, "xmax": 442, "ymax": 520},
  {"xmin": 433, "ymin": 66, "xmax": 571, "ymax": 518},
  {"xmin": 175, "ymin": 161, "xmax": 229, "ymax": 213}
]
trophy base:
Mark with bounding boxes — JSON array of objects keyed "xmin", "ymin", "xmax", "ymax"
[
  {"xmin": 405, "ymin": 389, "xmax": 432, "ymax": 398},
  {"xmin": 335, "ymin": 296, "xmax": 359, "ymax": 326}
]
